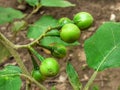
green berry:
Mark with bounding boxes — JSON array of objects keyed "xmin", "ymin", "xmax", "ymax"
[
  {"xmin": 32, "ymin": 70, "xmax": 46, "ymax": 82},
  {"xmin": 51, "ymin": 44, "xmax": 67, "ymax": 58},
  {"xmin": 40, "ymin": 58, "xmax": 60, "ymax": 77},
  {"xmin": 58, "ymin": 17, "xmax": 73, "ymax": 26},
  {"xmin": 60, "ymin": 23, "xmax": 81, "ymax": 43},
  {"xmin": 73, "ymin": 12, "xmax": 94, "ymax": 29}
]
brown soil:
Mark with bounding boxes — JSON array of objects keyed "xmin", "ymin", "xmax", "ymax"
[{"xmin": 1, "ymin": 0, "xmax": 120, "ymax": 90}]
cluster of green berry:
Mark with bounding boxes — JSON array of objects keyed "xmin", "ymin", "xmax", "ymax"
[
  {"xmin": 32, "ymin": 58, "xmax": 60, "ymax": 82},
  {"xmin": 29, "ymin": 44, "xmax": 62, "ymax": 81},
  {"xmin": 59, "ymin": 12, "xmax": 94, "ymax": 43},
  {"xmin": 31, "ymin": 12, "xmax": 94, "ymax": 82},
  {"xmin": 31, "ymin": 44, "xmax": 66, "ymax": 82}
]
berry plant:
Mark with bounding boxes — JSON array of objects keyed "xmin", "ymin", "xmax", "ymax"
[{"xmin": 0, "ymin": 0, "xmax": 120, "ymax": 90}]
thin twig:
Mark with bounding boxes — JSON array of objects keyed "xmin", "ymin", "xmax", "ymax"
[
  {"xmin": 0, "ymin": 73, "xmax": 47, "ymax": 90},
  {"xmin": 25, "ymin": 5, "xmax": 42, "ymax": 20},
  {"xmin": 21, "ymin": 74, "xmax": 47, "ymax": 90},
  {"xmin": 14, "ymin": 26, "xmax": 60, "ymax": 49},
  {"xmin": 0, "ymin": 32, "xmax": 47, "ymax": 90},
  {"xmin": 0, "ymin": 32, "xmax": 30, "ymax": 76}
]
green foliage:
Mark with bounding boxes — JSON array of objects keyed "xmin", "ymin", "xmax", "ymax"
[
  {"xmin": 46, "ymin": 30, "xmax": 60, "ymax": 36},
  {"xmin": 29, "ymin": 46, "xmax": 45, "ymax": 62},
  {"xmin": 51, "ymin": 86, "xmax": 56, "ymax": 90},
  {"xmin": 84, "ymin": 22, "xmax": 120, "ymax": 71},
  {"xmin": 0, "ymin": 65, "xmax": 22, "ymax": 90},
  {"xmin": 0, "ymin": 65, "xmax": 21, "ymax": 75},
  {"xmin": 27, "ymin": 15, "xmax": 58, "ymax": 39},
  {"xmin": 25, "ymin": 0, "xmax": 40, "ymax": 7},
  {"xmin": 0, "ymin": 76, "xmax": 22, "ymax": 90},
  {"xmin": 66, "ymin": 62, "xmax": 82, "ymax": 90},
  {"xmin": 91, "ymin": 85, "xmax": 99, "ymax": 90},
  {"xmin": 12, "ymin": 20, "xmax": 27, "ymax": 32},
  {"xmin": 25, "ymin": 0, "xmax": 75, "ymax": 7},
  {"xmin": 0, "ymin": 42, "xmax": 11, "ymax": 63},
  {"xmin": 41, "ymin": 0, "xmax": 75, "ymax": 7},
  {"xmin": 0, "ymin": 7, "xmax": 25, "ymax": 24},
  {"xmin": 40, "ymin": 36, "xmax": 80, "ymax": 46},
  {"xmin": 29, "ymin": 51, "xmax": 39, "ymax": 70}
]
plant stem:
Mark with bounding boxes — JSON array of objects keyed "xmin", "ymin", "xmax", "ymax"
[
  {"xmin": 29, "ymin": 50, "xmax": 39, "ymax": 70},
  {"xmin": 21, "ymin": 74, "xmax": 47, "ymax": 90},
  {"xmin": 39, "ymin": 44, "xmax": 53, "ymax": 51},
  {"xmin": 26, "ymin": 4, "xmax": 42, "ymax": 20},
  {"xmin": 83, "ymin": 71, "xmax": 98, "ymax": 90},
  {"xmin": 15, "ymin": 26, "xmax": 60, "ymax": 49},
  {"xmin": 28, "ymin": 46, "xmax": 44, "ymax": 62},
  {"xmin": 0, "ymin": 32, "xmax": 47, "ymax": 90},
  {"xmin": 0, "ymin": 32, "xmax": 30, "ymax": 76},
  {"xmin": 0, "ymin": 73, "xmax": 47, "ymax": 90}
]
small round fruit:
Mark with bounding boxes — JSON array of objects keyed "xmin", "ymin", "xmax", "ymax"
[
  {"xmin": 60, "ymin": 23, "xmax": 80, "ymax": 43},
  {"xmin": 58, "ymin": 17, "xmax": 73, "ymax": 26},
  {"xmin": 51, "ymin": 44, "xmax": 67, "ymax": 58},
  {"xmin": 32, "ymin": 70, "xmax": 46, "ymax": 82},
  {"xmin": 73, "ymin": 12, "xmax": 94, "ymax": 29},
  {"xmin": 40, "ymin": 58, "xmax": 60, "ymax": 77}
]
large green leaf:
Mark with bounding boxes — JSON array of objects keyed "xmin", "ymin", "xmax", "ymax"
[
  {"xmin": 40, "ymin": 36, "xmax": 80, "ymax": 46},
  {"xmin": 0, "ymin": 7, "xmax": 25, "ymax": 24},
  {"xmin": 41, "ymin": 0, "xmax": 75, "ymax": 7},
  {"xmin": 66, "ymin": 62, "xmax": 82, "ymax": 90},
  {"xmin": 25, "ymin": 0, "xmax": 40, "ymax": 6},
  {"xmin": 84, "ymin": 22, "xmax": 120, "ymax": 71},
  {"xmin": 0, "ymin": 65, "xmax": 22, "ymax": 90},
  {"xmin": 0, "ymin": 76, "xmax": 22, "ymax": 90},
  {"xmin": 0, "ymin": 42, "xmax": 11, "ymax": 63},
  {"xmin": 27, "ymin": 15, "xmax": 58, "ymax": 39}
]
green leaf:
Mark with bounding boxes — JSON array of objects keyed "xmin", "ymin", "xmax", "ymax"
[
  {"xmin": 0, "ymin": 7, "xmax": 25, "ymax": 24},
  {"xmin": 40, "ymin": 36, "xmax": 80, "ymax": 46},
  {"xmin": 12, "ymin": 20, "xmax": 27, "ymax": 32},
  {"xmin": 25, "ymin": 0, "xmax": 40, "ymax": 6},
  {"xmin": 0, "ymin": 42, "xmax": 11, "ymax": 63},
  {"xmin": 27, "ymin": 15, "xmax": 58, "ymax": 39},
  {"xmin": 84, "ymin": 22, "xmax": 120, "ymax": 71},
  {"xmin": 0, "ymin": 76, "xmax": 22, "ymax": 90},
  {"xmin": 51, "ymin": 86, "xmax": 56, "ymax": 90},
  {"xmin": 46, "ymin": 29, "xmax": 60, "ymax": 36},
  {"xmin": 91, "ymin": 85, "xmax": 99, "ymax": 90},
  {"xmin": 0, "ymin": 65, "xmax": 22, "ymax": 90},
  {"xmin": 41, "ymin": 0, "xmax": 75, "ymax": 7},
  {"xmin": 66, "ymin": 62, "xmax": 82, "ymax": 90},
  {"xmin": 0, "ymin": 65, "xmax": 22, "ymax": 75}
]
